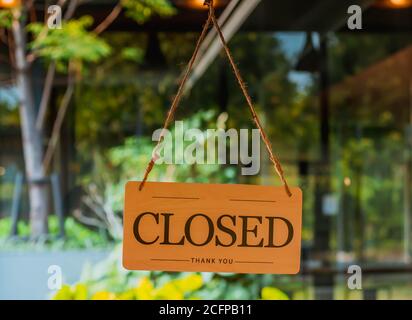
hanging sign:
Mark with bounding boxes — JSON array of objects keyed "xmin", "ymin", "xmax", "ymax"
[{"xmin": 123, "ymin": 182, "xmax": 302, "ymax": 274}]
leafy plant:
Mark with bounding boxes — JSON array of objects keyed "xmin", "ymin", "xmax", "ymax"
[
  {"xmin": 28, "ymin": 16, "xmax": 111, "ymax": 71},
  {"xmin": 122, "ymin": 0, "xmax": 176, "ymax": 24},
  {"xmin": 0, "ymin": 216, "xmax": 110, "ymax": 250},
  {"xmin": 0, "ymin": 9, "xmax": 13, "ymax": 28},
  {"xmin": 80, "ymin": 110, "xmax": 237, "ymax": 215},
  {"xmin": 49, "ymin": 244, "xmax": 290, "ymax": 300},
  {"xmin": 62, "ymin": 109, "xmax": 295, "ymax": 300},
  {"xmin": 54, "ymin": 274, "xmax": 203, "ymax": 300},
  {"xmin": 52, "ymin": 271, "xmax": 288, "ymax": 300}
]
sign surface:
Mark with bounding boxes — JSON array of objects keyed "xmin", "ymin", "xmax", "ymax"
[{"xmin": 123, "ymin": 182, "xmax": 302, "ymax": 274}]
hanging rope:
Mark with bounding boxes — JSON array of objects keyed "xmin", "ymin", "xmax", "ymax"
[
  {"xmin": 138, "ymin": 11, "xmax": 212, "ymax": 192},
  {"xmin": 139, "ymin": 0, "xmax": 292, "ymax": 197}
]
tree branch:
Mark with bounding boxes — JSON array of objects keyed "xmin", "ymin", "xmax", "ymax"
[
  {"xmin": 27, "ymin": 0, "xmax": 75, "ymax": 63},
  {"xmin": 93, "ymin": 2, "xmax": 122, "ymax": 35},
  {"xmin": 37, "ymin": 0, "xmax": 123, "ymax": 170},
  {"xmin": 36, "ymin": 62, "xmax": 56, "ymax": 130},
  {"xmin": 42, "ymin": 64, "xmax": 75, "ymax": 172},
  {"xmin": 7, "ymin": 29, "xmax": 15, "ymax": 69},
  {"xmin": 0, "ymin": 28, "xmax": 9, "ymax": 45},
  {"xmin": 37, "ymin": 0, "xmax": 122, "ymax": 161},
  {"xmin": 73, "ymin": 209, "xmax": 107, "ymax": 229},
  {"xmin": 28, "ymin": 0, "xmax": 37, "ymax": 23},
  {"xmin": 63, "ymin": 0, "xmax": 78, "ymax": 20},
  {"xmin": 33, "ymin": 0, "xmax": 79, "ymax": 131}
]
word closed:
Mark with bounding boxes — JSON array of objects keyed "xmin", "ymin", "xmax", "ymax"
[{"xmin": 123, "ymin": 182, "xmax": 302, "ymax": 274}]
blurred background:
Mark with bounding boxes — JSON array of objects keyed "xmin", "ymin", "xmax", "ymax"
[{"xmin": 1, "ymin": 0, "xmax": 412, "ymax": 300}]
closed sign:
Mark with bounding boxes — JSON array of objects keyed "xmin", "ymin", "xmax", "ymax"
[{"xmin": 123, "ymin": 182, "xmax": 302, "ymax": 274}]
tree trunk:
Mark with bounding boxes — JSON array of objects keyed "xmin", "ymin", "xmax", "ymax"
[{"xmin": 12, "ymin": 11, "xmax": 49, "ymax": 237}]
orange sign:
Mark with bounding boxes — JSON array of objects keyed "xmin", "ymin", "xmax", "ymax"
[{"xmin": 123, "ymin": 182, "xmax": 302, "ymax": 274}]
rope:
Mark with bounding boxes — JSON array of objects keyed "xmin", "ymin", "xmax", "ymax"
[
  {"xmin": 139, "ymin": 0, "xmax": 291, "ymax": 197},
  {"xmin": 138, "ymin": 12, "xmax": 212, "ymax": 191}
]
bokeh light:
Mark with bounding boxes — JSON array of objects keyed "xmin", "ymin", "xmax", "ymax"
[{"xmin": 0, "ymin": 0, "xmax": 20, "ymax": 9}]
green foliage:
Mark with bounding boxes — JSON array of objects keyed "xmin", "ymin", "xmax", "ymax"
[
  {"xmin": 108, "ymin": 110, "xmax": 238, "ymax": 183},
  {"xmin": 122, "ymin": 0, "xmax": 176, "ymax": 24},
  {"xmin": 54, "ymin": 273, "xmax": 204, "ymax": 300},
  {"xmin": 329, "ymin": 33, "xmax": 412, "ymax": 84},
  {"xmin": 121, "ymin": 47, "xmax": 144, "ymax": 62},
  {"xmin": 0, "ymin": 216, "xmax": 29, "ymax": 238},
  {"xmin": 0, "ymin": 216, "xmax": 110, "ymax": 250},
  {"xmin": 333, "ymin": 132, "xmax": 405, "ymax": 258},
  {"xmin": 191, "ymin": 33, "xmax": 318, "ymax": 164},
  {"xmin": 28, "ymin": 16, "xmax": 111, "ymax": 71},
  {"xmin": 0, "ymin": 9, "xmax": 13, "ymax": 28},
  {"xmin": 53, "ymin": 274, "xmax": 290, "ymax": 300},
  {"xmin": 80, "ymin": 110, "xmax": 237, "ymax": 213},
  {"xmin": 51, "ymin": 245, "xmax": 289, "ymax": 300},
  {"xmin": 2, "ymin": 0, "xmax": 176, "ymax": 75}
]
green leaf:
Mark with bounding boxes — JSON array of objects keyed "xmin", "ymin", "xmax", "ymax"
[
  {"xmin": 122, "ymin": 0, "xmax": 176, "ymax": 24},
  {"xmin": 28, "ymin": 16, "xmax": 111, "ymax": 70},
  {"xmin": 0, "ymin": 9, "xmax": 13, "ymax": 28},
  {"xmin": 121, "ymin": 47, "xmax": 144, "ymax": 62}
]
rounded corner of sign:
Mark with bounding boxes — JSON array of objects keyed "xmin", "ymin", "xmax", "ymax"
[
  {"xmin": 289, "ymin": 263, "xmax": 301, "ymax": 275},
  {"xmin": 122, "ymin": 257, "xmax": 132, "ymax": 271},
  {"xmin": 121, "ymin": 244, "xmax": 131, "ymax": 270}
]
